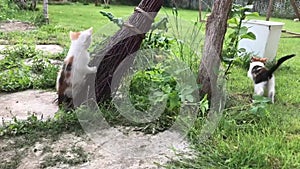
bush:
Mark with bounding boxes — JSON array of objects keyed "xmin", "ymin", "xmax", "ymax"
[
  {"xmin": 129, "ymin": 66, "xmax": 179, "ymax": 112},
  {"xmin": 0, "ymin": 0, "xmax": 18, "ymax": 21},
  {"xmin": 126, "ymin": 64, "xmax": 181, "ymax": 133}
]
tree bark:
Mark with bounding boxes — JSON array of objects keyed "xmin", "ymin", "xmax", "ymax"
[
  {"xmin": 30, "ymin": 0, "xmax": 37, "ymax": 10},
  {"xmin": 95, "ymin": 0, "xmax": 100, "ymax": 6},
  {"xmin": 291, "ymin": 0, "xmax": 300, "ymax": 19},
  {"xmin": 92, "ymin": 0, "xmax": 163, "ymax": 104},
  {"xmin": 16, "ymin": 0, "xmax": 28, "ymax": 10},
  {"xmin": 197, "ymin": 0, "xmax": 233, "ymax": 100},
  {"xmin": 266, "ymin": 0, "xmax": 273, "ymax": 21}
]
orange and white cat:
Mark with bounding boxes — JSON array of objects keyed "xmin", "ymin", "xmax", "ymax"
[{"xmin": 56, "ymin": 27, "xmax": 97, "ymax": 105}]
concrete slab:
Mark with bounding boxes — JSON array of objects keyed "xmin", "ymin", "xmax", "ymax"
[{"xmin": 0, "ymin": 90, "xmax": 58, "ymax": 123}]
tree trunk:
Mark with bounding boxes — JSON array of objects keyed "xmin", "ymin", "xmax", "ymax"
[
  {"xmin": 43, "ymin": 0, "xmax": 49, "ymax": 24},
  {"xmin": 291, "ymin": 0, "xmax": 300, "ymax": 19},
  {"xmin": 95, "ymin": 0, "xmax": 100, "ymax": 6},
  {"xmin": 30, "ymin": 0, "xmax": 37, "ymax": 10},
  {"xmin": 266, "ymin": 0, "xmax": 273, "ymax": 21},
  {"xmin": 16, "ymin": 0, "xmax": 28, "ymax": 10},
  {"xmin": 197, "ymin": 0, "xmax": 233, "ymax": 101},
  {"xmin": 91, "ymin": 0, "xmax": 163, "ymax": 104}
]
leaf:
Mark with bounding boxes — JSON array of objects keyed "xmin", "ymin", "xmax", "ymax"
[
  {"xmin": 250, "ymin": 106, "xmax": 259, "ymax": 113},
  {"xmin": 244, "ymin": 5, "xmax": 254, "ymax": 10},
  {"xmin": 245, "ymin": 12, "xmax": 259, "ymax": 17},
  {"xmin": 181, "ymin": 85, "xmax": 194, "ymax": 96},
  {"xmin": 222, "ymin": 57, "xmax": 237, "ymax": 62},
  {"xmin": 228, "ymin": 17, "xmax": 239, "ymax": 25},
  {"xmin": 238, "ymin": 48, "xmax": 246, "ymax": 53},
  {"xmin": 199, "ymin": 95, "xmax": 209, "ymax": 113},
  {"xmin": 185, "ymin": 95, "xmax": 194, "ymax": 102},
  {"xmin": 240, "ymin": 32, "xmax": 256, "ymax": 40},
  {"xmin": 169, "ymin": 93, "xmax": 179, "ymax": 110},
  {"xmin": 239, "ymin": 26, "xmax": 248, "ymax": 35}
]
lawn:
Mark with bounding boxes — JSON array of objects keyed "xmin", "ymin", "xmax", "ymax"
[{"xmin": 1, "ymin": 3, "xmax": 300, "ymax": 169}]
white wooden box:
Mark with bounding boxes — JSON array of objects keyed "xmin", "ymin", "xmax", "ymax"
[{"xmin": 238, "ymin": 20, "xmax": 284, "ymax": 59}]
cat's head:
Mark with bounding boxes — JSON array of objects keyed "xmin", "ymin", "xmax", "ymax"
[
  {"xmin": 69, "ymin": 27, "xmax": 93, "ymax": 49},
  {"xmin": 248, "ymin": 56, "xmax": 267, "ymax": 78}
]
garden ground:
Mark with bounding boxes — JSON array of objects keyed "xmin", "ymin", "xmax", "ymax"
[{"xmin": 0, "ymin": 3, "xmax": 300, "ymax": 169}]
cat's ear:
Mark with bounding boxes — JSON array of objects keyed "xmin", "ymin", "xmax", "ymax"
[
  {"xmin": 251, "ymin": 56, "xmax": 267, "ymax": 63},
  {"xmin": 69, "ymin": 31, "xmax": 73, "ymax": 40},
  {"xmin": 70, "ymin": 31, "xmax": 80, "ymax": 40},
  {"xmin": 88, "ymin": 27, "xmax": 93, "ymax": 34}
]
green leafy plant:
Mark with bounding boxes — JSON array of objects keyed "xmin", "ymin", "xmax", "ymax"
[
  {"xmin": 0, "ymin": 66, "xmax": 32, "ymax": 92},
  {"xmin": 141, "ymin": 31, "xmax": 174, "ymax": 51},
  {"xmin": 0, "ymin": 110, "xmax": 82, "ymax": 137},
  {"xmin": 31, "ymin": 12, "xmax": 48, "ymax": 26},
  {"xmin": 0, "ymin": 44, "xmax": 39, "ymax": 59},
  {"xmin": 32, "ymin": 60, "xmax": 59, "ymax": 89},
  {"xmin": 250, "ymin": 95, "xmax": 271, "ymax": 116},
  {"xmin": 222, "ymin": 4, "xmax": 259, "ymax": 75},
  {"xmin": 127, "ymin": 64, "xmax": 180, "ymax": 133},
  {"xmin": 129, "ymin": 65, "xmax": 179, "ymax": 112},
  {"xmin": 141, "ymin": 17, "xmax": 175, "ymax": 51}
]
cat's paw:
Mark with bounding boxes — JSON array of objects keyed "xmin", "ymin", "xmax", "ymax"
[{"xmin": 90, "ymin": 66, "xmax": 97, "ymax": 73}]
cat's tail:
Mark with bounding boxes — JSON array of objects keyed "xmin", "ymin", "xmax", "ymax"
[{"xmin": 267, "ymin": 54, "xmax": 296, "ymax": 76}]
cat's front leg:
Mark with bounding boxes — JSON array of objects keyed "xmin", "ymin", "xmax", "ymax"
[
  {"xmin": 85, "ymin": 66, "xmax": 97, "ymax": 74},
  {"xmin": 267, "ymin": 77, "xmax": 275, "ymax": 103}
]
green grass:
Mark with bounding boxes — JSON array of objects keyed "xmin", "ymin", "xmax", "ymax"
[{"xmin": 0, "ymin": 3, "xmax": 300, "ymax": 169}]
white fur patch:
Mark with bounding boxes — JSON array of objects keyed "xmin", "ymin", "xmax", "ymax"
[{"xmin": 248, "ymin": 61, "xmax": 275, "ymax": 103}]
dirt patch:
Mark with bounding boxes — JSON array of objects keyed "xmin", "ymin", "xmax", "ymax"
[{"xmin": 0, "ymin": 21, "xmax": 36, "ymax": 32}]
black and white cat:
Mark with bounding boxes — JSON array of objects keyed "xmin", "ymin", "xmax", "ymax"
[{"xmin": 247, "ymin": 54, "xmax": 296, "ymax": 103}]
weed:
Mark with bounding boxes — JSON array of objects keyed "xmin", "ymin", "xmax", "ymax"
[
  {"xmin": 0, "ymin": 44, "xmax": 59, "ymax": 92},
  {"xmin": 0, "ymin": 44, "xmax": 38, "ymax": 59},
  {"xmin": 0, "ymin": 66, "xmax": 32, "ymax": 92},
  {"xmin": 0, "ymin": 151, "xmax": 23, "ymax": 169}
]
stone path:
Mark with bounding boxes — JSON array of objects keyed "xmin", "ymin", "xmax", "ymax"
[
  {"xmin": 16, "ymin": 130, "xmax": 193, "ymax": 169},
  {"xmin": 0, "ymin": 44, "xmax": 63, "ymax": 123},
  {"xmin": 0, "ymin": 21, "xmax": 35, "ymax": 32},
  {"xmin": 0, "ymin": 90, "xmax": 58, "ymax": 122}
]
